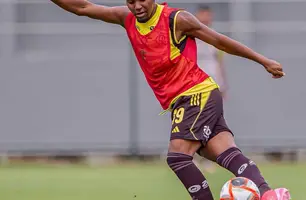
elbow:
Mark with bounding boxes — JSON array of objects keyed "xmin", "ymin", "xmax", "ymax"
[
  {"xmin": 216, "ymin": 34, "xmax": 241, "ymax": 55},
  {"xmin": 216, "ymin": 43, "xmax": 227, "ymax": 52},
  {"xmin": 215, "ymin": 34, "xmax": 231, "ymax": 53},
  {"xmin": 73, "ymin": 4, "xmax": 90, "ymax": 16},
  {"xmin": 208, "ymin": 33, "xmax": 226, "ymax": 52},
  {"xmin": 74, "ymin": 8, "xmax": 86, "ymax": 16},
  {"xmin": 214, "ymin": 39, "xmax": 227, "ymax": 52}
]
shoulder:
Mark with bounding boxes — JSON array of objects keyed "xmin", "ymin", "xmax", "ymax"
[
  {"xmin": 123, "ymin": 11, "xmax": 134, "ymax": 28},
  {"xmin": 108, "ymin": 6, "xmax": 131, "ymax": 27},
  {"xmin": 175, "ymin": 10, "xmax": 197, "ymax": 24},
  {"xmin": 175, "ymin": 10, "xmax": 202, "ymax": 33},
  {"xmin": 160, "ymin": 3, "xmax": 182, "ymax": 17}
]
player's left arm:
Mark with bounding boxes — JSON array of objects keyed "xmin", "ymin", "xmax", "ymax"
[{"xmin": 175, "ymin": 11, "xmax": 284, "ymax": 78}]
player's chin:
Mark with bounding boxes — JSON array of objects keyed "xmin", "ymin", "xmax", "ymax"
[{"xmin": 136, "ymin": 15, "xmax": 149, "ymax": 23}]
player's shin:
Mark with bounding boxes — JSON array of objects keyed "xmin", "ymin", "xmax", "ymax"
[
  {"xmin": 167, "ymin": 152, "xmax": 214, "ymax": 200},
  {"xmin": 216, "ymin": 147, "xmax": 271, "ymax": 197}
]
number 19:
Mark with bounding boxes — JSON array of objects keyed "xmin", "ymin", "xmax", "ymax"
[{"xmin": 172, "ymin": 107, "xmax": 185, "ymax": 125}]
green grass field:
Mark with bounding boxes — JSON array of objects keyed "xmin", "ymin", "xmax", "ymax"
[{"xmin": 0, "ymin": 162, "xmax": 304, "ymax": 200}]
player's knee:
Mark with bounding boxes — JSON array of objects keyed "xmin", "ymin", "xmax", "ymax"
[
  {"xmin": 168, "ymin": 139, "xmax": 202, "ymax": 156},
  {"xmin": 204, "ymin": 131, "xmax": 237, "ymax": 160},
  {"xmin": 166, "ymin": 152, "xmax": 193, "ymax": 170}
]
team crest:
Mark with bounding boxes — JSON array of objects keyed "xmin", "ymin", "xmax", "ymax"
[{"xmin": 140, "ymin": 49, "xmax": 147, "ymax": 60}]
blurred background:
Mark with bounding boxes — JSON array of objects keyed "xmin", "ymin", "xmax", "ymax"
[{"xmin": 0, "ymin": 0, "xmax": 306, "ymax": 199}]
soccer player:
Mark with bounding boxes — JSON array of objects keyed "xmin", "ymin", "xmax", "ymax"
[
  {"xmin": 195, "ymin": 5, "xmax": 228, "ymax": 99},
  {"xmin": 50, "ymin": 0, "xmax": 290, "ymax": 199}
]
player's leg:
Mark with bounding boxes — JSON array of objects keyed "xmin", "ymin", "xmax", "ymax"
[
  {"xmin": 199, "ymin": 131, "xmax": 272, "ymax": 196},
  {"xmin": 167, "ymin": 139, "xmax": 214, "ymax": 200},
  {"xmin": 167, "ymin": 93, "xmax": 216, "ymax": 200},
  {"xmin": 199, "ymin": 131, "xmax": 291, "ymax": 199},
  {"xmin": 197, "ymin": 89, "xmax": 290, "ymax": 199}
]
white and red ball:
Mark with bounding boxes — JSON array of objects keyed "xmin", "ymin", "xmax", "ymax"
[{"xmin": 220, "ymin": 177, "xmax": 260, "ymax": 200}]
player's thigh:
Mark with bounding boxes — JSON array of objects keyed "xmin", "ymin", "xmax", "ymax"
[
  {"xmin": 199, "ymin": 115, "xmax": 236, "ymax": 161},
  {"xmin": 194, "ymin": 89, "xmax": 236, "ymax": 160},
  {"xmin": 169, "ymin": 90, "xmax": 220, "ymax": 156},
  {"xmin": 199, "ymin": 131, "xmax": 236, "ymax": 162}
]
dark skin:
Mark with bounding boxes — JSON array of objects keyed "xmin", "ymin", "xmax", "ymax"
[
  {"xmin": 51, "ymin": 0, "xmax": 285, "ymax": 159},
  {"xmin": 51, "ymin": 0, "xmax": 284, "ymax": 78}
]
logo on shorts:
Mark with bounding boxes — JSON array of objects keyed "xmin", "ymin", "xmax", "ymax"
[
  {"xmin": 171, "ymin": 126, "xmax": 180, "ymax": 133},
  {"xmin": 203, "ymin": 126, "xmax": 211, "ymax": 141},
  {"xmin": 238, "ymin": 163, "xmax": 248, "ymax": 175}
]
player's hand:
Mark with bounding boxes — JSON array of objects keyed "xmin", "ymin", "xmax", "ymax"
[{"xmin": 263, "ymin": 60, "xmax": 285, "ymax": 79}]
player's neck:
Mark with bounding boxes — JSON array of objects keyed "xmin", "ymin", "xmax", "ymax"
[{"xmin": 137, "ymin": 3, "xmax": 158, "ymax": 24}]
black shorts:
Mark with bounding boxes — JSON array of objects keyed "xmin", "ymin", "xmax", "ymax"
[{"xmin": 170, "ymin": 88, "xmax": 232, "ymax": 146}]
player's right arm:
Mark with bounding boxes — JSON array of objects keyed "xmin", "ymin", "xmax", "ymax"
[{"xmin": 50, "ymin": 0, "xmax": 130, "ymax": 26}]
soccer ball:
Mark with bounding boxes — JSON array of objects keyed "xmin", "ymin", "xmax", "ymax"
[{"xmin": 220, "ymin": 177, "xmax": 260, "ymax": 200}]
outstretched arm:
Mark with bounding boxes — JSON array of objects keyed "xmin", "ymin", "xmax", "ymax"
[
  {"xmin": 51, "ymin": 0, "xmax": 130, "ymax": 26},
  {"xmin": 175, "ymin": 11, "xmax": 285, "ymax": 78}
]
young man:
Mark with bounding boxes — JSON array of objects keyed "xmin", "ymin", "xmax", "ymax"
[
  {"xmin": 50, "ymin": 0, "xmax": 290, "ymax": 199},
  {"xmin": 195, "ymin": 5, "xmax": 228, "ymax": 99}
]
